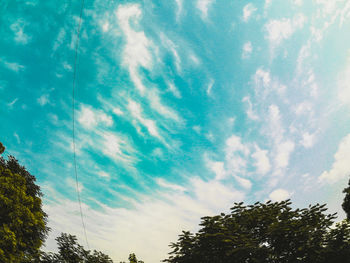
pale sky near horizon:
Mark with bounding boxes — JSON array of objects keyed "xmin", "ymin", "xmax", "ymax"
[{"xmin": 1, "ymin": 0, "xmax": 350, "ymax": 262}]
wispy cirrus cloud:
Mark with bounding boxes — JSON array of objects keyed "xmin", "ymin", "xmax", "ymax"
[
  {"xmin": 196, "ymin": 0, "xmax": 215, "ymax": 19},
  {"xmin": 128, "ymin": 99, "xmax": 161, "ymax": 140},
  {"xmin": 78, "ymin": 105, "xmax": 113, "ymax": 130},
  {"xmin": 117, "ymin": 4, "xmax": 152, "ymax": 94},
  {"xmin": 1, "ymin": 58, "xmax": 25, "ymax": 72}
]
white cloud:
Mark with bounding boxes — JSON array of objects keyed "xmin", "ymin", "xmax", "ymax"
[
  {"xmin": 14, "ymin": 132, "xmax": 20, "ymax": 144},
  {"xmin": 43, "ymin": 177, "xmax": 244, "ymax": 263},
  {"xmin": 242, "ymin": 41, "xmax": 253, "ymax": 59},
  {"xmin": 242, "ymin": 96, "xmax": 258, "ymax": 120},
  {"xmin": 117, "ymin": 4, "xmax": 152, "ymax": 94},
  {"xmin": 78, "ymin": 105, "xmax": 113, "ymax": 129},
  {"xmin": 175, "ymin": 0, "xmax": 183, "ymax": 20},
  {"xmin": 66, "ymin": 177, "xmax": 84, "ymax": 193},
  {"xmin": 1, "ymin": 59, "xmax": 25, "ymax": 72},
  {"xmin": 254, "ymin": 68, "xmax": 271, "ymax": 93},
  {"xmin": 98, "ymin": 171, "xmax": 110, "ymax": 178},
  {"xmin": 268, "ymin": 104, "xmax": 284, "ymax": 142},
  {"xmin": 52, "ymin": 28, "xmax": 66, "ymax": 52},
  {"xmin": 63, "ymin": 61, "xmax": 72, "ymax": 71},
  {"xmin": 168, "ymin": 82, "xmax": 181, "ymax": 98},
  {"xmin": 148, "ymin": 90, "xmax": 180, "ymax": 122},
  {"xmin": 340, "ymin": 1, "xmax": 350, "ymax": 27},
  {"xmin": 192, "ymin": 125, "xmax": 201, "ymax": 134},
  {"xmin": 252, "ymin": 145, "xmax": 271, "ymax": 175},
  {"xmin": 151, "ymin": 147, "xmax": 164, "ymax": 158},
  {"xmin": 315, "ymin": 0, "xmax": 337, "ymax": 17},
  {"xmin": 128, "ymin": 99, "xmax": 161, "ymax": 139},
  {"xmin": 296, "ymin": 43, "xmax": 311, "ymax": 74},
  {"xmin": 190, "ymin": 177, "xmax": 244, "ymax": 212},
  {"xmin": 226, "ymin": 135, "xmax": 249, "ymax": 155},
  {"xmin": 252, "ymin": 68, "xmax": 286, "ymax": 97},
  {"xmin": 206, "ymin": 79, "xmax": 214, "ymax": 95},
  {"xmin": 265, "ymin": 14, "xmax": 306, "ymax": 47},
  {"xmin": 225, "ymin": 135, "xmax": 250, "ymax": 174},
  {"xmin": 156, "ymin": 178, "xmax": 185, "ymax": 192},
  {"xmin": 189, "ymin": 53, "xmax": 200, "ymax": 65},
  {"xmin": 207, "ymin": 159, "xmax": 226, "ymax": 180},
  {"xmin": 338, "ymin": 56, "xmax": 350, "ymax": 107},
  {"xmin": 7, "ymin": 98, "xmax": 18, "ymax": 108},
  {"xmin": 300, "ymin": 132, "xmax": 315, "ymax": 148},
  {"xmin": 292, "ymin": 0, "xmax": 303, "ymax": 6},
  {"xmin": 319, "ymin": 133, "xmax": 350, "ymax": 184},
  {"xmin": 293, "ymin": 101, "xmax": 313, "ymax": 115},
  {"xmin": 269, "ymin": 188, "xmax": 291, "ymax": 201},
  {"xmin": 100, "ymin": 132, "xmax": 135, "ymax": 164},
  {"xmin": 102, "ymin": 22, "xmax": 109, "ymax": 32},
  {"xmin": 196, "ymin": 0, "xmax": 215, "ymax": 19},
  {"xmin": 265, "ymin": 0, "xmax": 272, "ymax": 9},
  {"xmin": 234, "ymin": 176, "xmax": 252, "ymax": 190},
  {"xmin": 243, "ymin": 3, "xmax": 257, "ymax": 22},
  {"xmin": 160, "ymin": 34, "xmax": 181, "ymax": 73},
  {"xmin": 10, "ymin": 20, "xmax": 30, "ymax": 44},
  {"xmin": 112, "ymin": 107, "xmax": 124, "ymax": 116},
  {"xmin": 275, "ymin": 140, "xmax": 295, "ymax": 169},
  {"xmin": 37, "ymin": 94, "xmax": 50, "ymax": 106}
]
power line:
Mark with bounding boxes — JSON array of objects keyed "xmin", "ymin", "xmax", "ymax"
[{"xmin": 72, "ymin": 0, "xmax": 89, "ymax": 249}]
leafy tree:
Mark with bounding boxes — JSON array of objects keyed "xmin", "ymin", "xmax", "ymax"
[
  {"xmin": 120, "ymin": 253, "xmax": 144, "ymax": 263},
  {"xmin": 164, "ymin": 200, "xmax": 350, "ymax": 263},
  {"xmin": 342, "ymin": 177, "xmax": 350, "ymax": 220},
  {"xmin": 40, "ymin": 233, "xmax": 113, "ymax": 263},
  {"xmin": 0, "ymin": 142, "xmax": 49, "ymax": 262}
]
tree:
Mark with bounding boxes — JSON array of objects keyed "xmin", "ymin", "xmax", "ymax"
[
  {"xmin": 40, "ymin": 233, "xmax": 113, "ymax": 263},
  {"xmin": 342, "ymin": 177, "xmax": 350, "ymax": 220},
  {"xmin": 0, "ymin": 142, "xmax": 49, "ymax": 262},
  {"xmin": 0, "ymin": 142, "xmax": 4, "ymax": 155},
  {"xmin": 120, "ymin": 253, "xmax": 144, "ymax": 263},
  {"xmin": 164, "ymin": 200, "xmax": 350, "ymax": 263}
]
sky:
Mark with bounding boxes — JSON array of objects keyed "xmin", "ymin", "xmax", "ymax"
[{"xmin": 1, "ymin": 0, "xmax": 350, "ymax": 262}]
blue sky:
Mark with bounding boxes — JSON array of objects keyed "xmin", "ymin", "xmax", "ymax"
[{"xmin": 1, "ymin": 0, "xmax": 350, "ymax": 262}]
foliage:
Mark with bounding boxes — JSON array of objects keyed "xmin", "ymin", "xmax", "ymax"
[
  {"xmin": 164, "ymin": 200, "xmax": 350, "ymax": 263},
  {"xmin": 120, "ymin": 253, "xmax": 144, "ymax": 263},
  {"xmin": 342, "ymin": 177, "xmax": 350, "ymax": 220},
  {"xmin": 40, "ymin": 233, "xmax": 113, "ymax": 263},
  {"xmin": 0, "ymin": 143, "xmax": 49, "ymax": 263},
  {"xmin": 0, "ymin": 142, "xmax": 4, "ymax": 154}
]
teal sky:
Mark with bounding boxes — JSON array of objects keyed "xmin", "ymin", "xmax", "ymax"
[{"xmin": 1, "ymin": 0, "xmax": 350, "ymax": 262}]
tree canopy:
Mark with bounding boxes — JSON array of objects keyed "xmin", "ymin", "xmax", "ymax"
[
  {"xmin": 40, "ymin": 233, "xmax": 113, "ymax": 263},
  {"xmin": 164, "ymin": 200, "xmax": 350, "ymax": 263},
  {"xmin": 0, "ymin": 143, "xmax": 49, "ymax": 263}
]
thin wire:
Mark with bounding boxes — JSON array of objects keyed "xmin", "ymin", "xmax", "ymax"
[{"xmin": 72, "ymin": 0, "xmax": 89, "ymax": 249}]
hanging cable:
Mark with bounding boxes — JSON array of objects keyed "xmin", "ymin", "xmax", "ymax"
[{"xmin": 72, "ymin": 0, "xmax": 89, "ymax": 249}]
